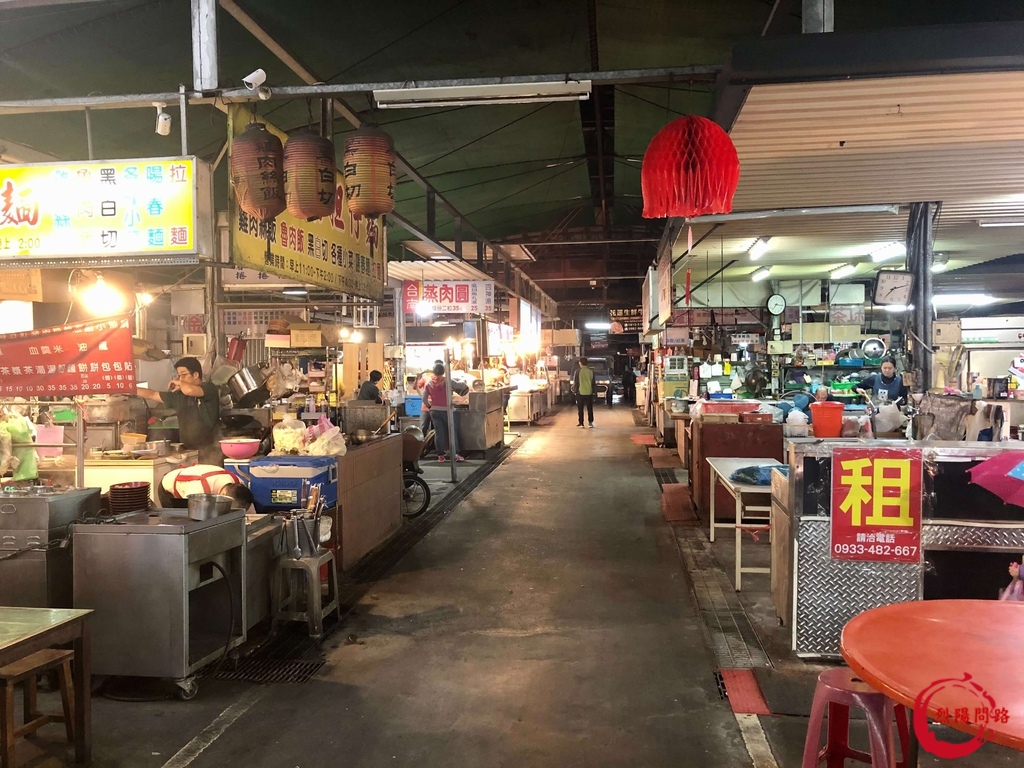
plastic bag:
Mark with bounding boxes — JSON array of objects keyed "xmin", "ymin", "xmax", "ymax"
[
  {"xmin": 308, "ymin": 426, "xmax": 347, "ymax": 457},
  {"xmin": 271, "ymin": 419, "xmax": 307, "ymax": 454},
  {"xmin": 873, "ymin": 403, "xmax": 906, "ymax": 435},
  {"xmin": 786, "ymin": 409, "xmax": 808, "ymax": 425}
]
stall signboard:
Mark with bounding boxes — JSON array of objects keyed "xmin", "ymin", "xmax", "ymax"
[
  {"xmin": 227, "ymin": 106, "xmax": 385, "ymax": 300},
  {"xmin": 657, "ymin": 251, "xmax": 672, "ymax": 325},
  {"xmin": 0, "ymin": 316, "xmax": 135, "ymax": 396},
  {"xmin": 402, "ymin": 280, "xmax": 495, "ymax": 314},
  {"xmin": 220, "ymin": 308, "xmax": 308, "ymax": 338},
  {"xmin": 0, "ymin": 269, "xmax": 42, "ymax": 302},
  {"xmin": 670, "ymin": 308, "xmax": 713, "ymax": 326},
  {"xmin": 830, "ymin": 447, "xmax": 923, "ymax": 563},
  {"xmin": 0, "ymin": 157, "xmax": 211, "ymax": 267},
  {"xmin": 610, "ymin": 307, "xmax": 643, "ymax": 334}
]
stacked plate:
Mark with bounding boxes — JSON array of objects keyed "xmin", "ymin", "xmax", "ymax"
[{"xmin": 109, "ymin": 481, "xmax": 151, "ymax": 515}]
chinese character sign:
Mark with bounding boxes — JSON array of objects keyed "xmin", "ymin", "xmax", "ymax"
[
  {"xmin": 227, "ymin": 106, "xmax": 386, "ymax": 301},
  {"xmin": 609, "ymin": 307, "xmax": 643, "ymax": 333},
  {"xmin": 0, "ymin": 159, "xmax": 200, "ymax": 262},
  {"xmin": 831, "ymin": 447, "xmax": 923, "ymax": 563},
  {"xmin": 402, "ymin": 280, "xmax": 495, "ymax": 315},
  {"xmin": 0, "ymin": 317, "xmax": 135, "ymax": 396}
]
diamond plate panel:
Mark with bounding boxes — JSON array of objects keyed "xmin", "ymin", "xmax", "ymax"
[
  {"xmin": 922, "ymin": 521, "xmax": 1024, "ymax": 550},
  {"xmin": 795, "ymin": 517, "xmax": 918, "ymax": 658}
]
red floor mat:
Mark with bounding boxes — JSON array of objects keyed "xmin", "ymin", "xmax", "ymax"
[
  {"xmin": 720, "ymin": 669, "xmax": 772, "ymax": 715},
  {"xmin": 649, "ymin": 448, "xmax": 681, "ymax": 469},
  {"xmin": 631, "ymin": 434, "xmax": 657, "ymax": 446},
  {"xmin": 661, "ymin": 485, "xmax": 698, "ymax": 525}
]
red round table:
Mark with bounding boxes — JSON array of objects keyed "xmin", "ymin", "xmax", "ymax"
[{"xmin": 841, "ymin": 600, "xmax": 1024, "ymax": 757}]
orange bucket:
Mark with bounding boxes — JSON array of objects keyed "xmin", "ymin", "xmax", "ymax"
[{"xmin": 809, "ymin": 401, "xmax": 845, "ymax": 437}]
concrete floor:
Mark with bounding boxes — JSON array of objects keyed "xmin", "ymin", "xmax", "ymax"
[{"xmin": 12, "ymin": 404, "xmax": 1019, "ymax": 767}]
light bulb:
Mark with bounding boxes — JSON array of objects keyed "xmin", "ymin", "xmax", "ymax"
[
  {"xmin": 80, "ymin": 275, "xmax": 126, "ymax": 316},
  {"xmin": 350, "ymin": 331, "xmax": 363, "ymax": 343}
]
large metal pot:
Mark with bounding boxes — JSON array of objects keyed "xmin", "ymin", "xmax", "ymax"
[
  {"xmin": 187, "ymin": 493, "xmax": 233, "ymax": 520},
  {"xmin": 226, "ymin": 364, "xmax": 270, "ymax": 408}
]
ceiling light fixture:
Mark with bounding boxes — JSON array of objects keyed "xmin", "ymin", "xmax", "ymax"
[
  {"xmin": 829, "ymin": 264, "xmax": 857, "ymax": 280},
  {"xmin": 870, "ymin": 242, "xmax": 906, "ymax": 263},
  {"xmin": 882, "ymin": 304, "xmax": 914, "ymax": 313},
  {"xmin": 932, "ymin": 294, "xmax": 997, "ymax": 307},
  {"xmin": 282, "ymin": 289, "xmax": 308, "ymax": 296},
  {"xmin": 584, "ymin": 321, "xmax": 611, "ymax": 330},
  {"xmin": 978, "ymin": 219, "xmax": 1024, "ymax": 227},
  {"xmin": 748, "ymin": 236, "xmax": 772, "ymax": 260},
  {"xmin": 931, "ymin": 253, "xmax": 949, "ymax": 273},
  {"xmin": 751, "ymin": 266, "xmax": 772, "ymax": 282},
  {"xmin": 374, "ymin": 80, "xmax": 592, "ymax": 109},
  {"xmin": 414, "ymin": 300, "xmax": 433, "ymax": 318}
]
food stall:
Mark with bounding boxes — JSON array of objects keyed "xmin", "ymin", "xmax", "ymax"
[
  {"xmin": 455, "ymin": 386, "xmax": 507, "ymax": 453},
  {"xmin": 775, "ymin": 438, "xmax": 1024, "ymax": 658}
]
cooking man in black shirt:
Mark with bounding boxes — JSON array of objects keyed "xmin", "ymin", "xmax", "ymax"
[
  {"xmin": 137, "ymin": 357, "xmax": 222, "ymax": 464},
  {"xmin": 357, "ymin": 370, "xmax": 384, "ymax": 403}
]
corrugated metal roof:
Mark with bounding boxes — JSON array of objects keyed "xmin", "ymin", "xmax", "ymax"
[
  {"xmin": 672, "ymin": 71, "xmax": 1024, "ymax": 291},
  {"xmin": 387, "ymin": 260, "xmax": 493, "ymax": 283}
]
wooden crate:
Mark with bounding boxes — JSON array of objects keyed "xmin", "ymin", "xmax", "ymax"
[{"xmin": 703, "ymin": 413, "xmax": 740, "ymax": 424}]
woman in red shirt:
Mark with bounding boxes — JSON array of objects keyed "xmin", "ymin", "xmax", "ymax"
[{"xmin": 424, "ymin": 363, "xmax": 465, "ymax": 462}]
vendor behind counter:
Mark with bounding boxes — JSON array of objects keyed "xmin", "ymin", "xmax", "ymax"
[{"xmin": 137, "ymin": 356, "xmax": 222, "ymax": 464}]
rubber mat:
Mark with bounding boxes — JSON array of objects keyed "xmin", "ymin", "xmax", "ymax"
[
  {"xmin": 720, "ymin": 668, "xmax": 772, "ymax": 715},
  {"xmin": 661, "ymin": 485, "xmax": 698, "ymax": 525},
  {"xmin": 753, "ymin": 666, "xmax": 827, "ymax": 717},
  {"xmin": 631, "ymin": 433, "xmax": 657, "ymax": 446},
  {"xmin": 650, "ymin": 453, "xmax": 681, "ymax": 469}
]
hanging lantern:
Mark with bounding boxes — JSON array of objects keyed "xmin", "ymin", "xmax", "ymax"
[
  {"xmin": 283, "ymin": 129, "xmax": 337, "ymax": 221},
  {"xmin": 641, "ymin": 115, "xmax": 740, "ymax": 219},
  {"xmin": 343, "ymin": 125, "xmax": 396, "ymax": 217},
  {"xmin": 230, "ymin": 122, "xmax": 286, "ymax": 222}
]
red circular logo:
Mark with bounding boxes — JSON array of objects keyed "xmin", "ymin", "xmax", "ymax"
[{"xmin": 913, "ymin": 674, "xmax": 1004, "ymax": 758}]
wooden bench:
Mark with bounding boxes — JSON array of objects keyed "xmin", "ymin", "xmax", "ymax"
[{"xmin": 1, "ymin": 648, "xmax": 74, "ymax": 768}]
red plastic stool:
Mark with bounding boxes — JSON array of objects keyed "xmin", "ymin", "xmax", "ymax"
[{"xmin": 801, "ymin": 667, "xmax": 911, "ymax": 768}]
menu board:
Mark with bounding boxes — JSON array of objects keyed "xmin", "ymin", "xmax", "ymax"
[
  {"xmin": 0, "ymin": 316, "xmax": 135, "ymax": 396},
  {"xmin": 0, "ymin": 157, "xmax": 211, "ymax": 267}
]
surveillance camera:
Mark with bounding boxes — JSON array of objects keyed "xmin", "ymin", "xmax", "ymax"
[
  {"xmin": 153, "ymin": 102, "xmax": 172, "ymax": 136},
  {"xmin": 257, "ymin": 86, "xmax": 272, "ymax": 101},
  {"xmin": 243, "ymin": 68, "xmax": 267, "ymax": 90}
]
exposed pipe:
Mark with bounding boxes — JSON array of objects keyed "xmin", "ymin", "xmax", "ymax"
[{"xmin": 685, "ymin": 203, "xmax": 899, "ymax": 223}]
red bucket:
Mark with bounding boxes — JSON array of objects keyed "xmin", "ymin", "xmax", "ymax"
[{"xmin": 809, "ymin": 401, "xmax": 845, "ymax": 438}]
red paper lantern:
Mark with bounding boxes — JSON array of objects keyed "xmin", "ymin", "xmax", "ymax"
[
  {"xmin": 230, "ymin": 122, "xmax": 286, "ymax": 222},
  {"xmin": 343, "ymin": 126, "xmax": 396, "ymax": 217},
  {"xmin": 284, "ymin": 129, "xmax": 337, "ymax": 221},
  {"xmin": 641, "ymin": 116, "xmax": 740, "ymax": 219}
]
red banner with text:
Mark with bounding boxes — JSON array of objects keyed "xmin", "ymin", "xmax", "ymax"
[
  {"xmin": 0, "ymin": 317, "xmax": 135, "ymax": 397},
  {"xmin": 830, "ymin": 447, "xmax": 923, "ymax": 563}
]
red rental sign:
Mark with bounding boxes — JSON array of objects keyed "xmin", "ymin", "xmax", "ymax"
[
  {"xmin": 0, "ymin": 316, "xmax": 136, "ymax": 397},
  {"xmin": 830, "ymin": 447, "xmax": 923, "ymax": 563}
]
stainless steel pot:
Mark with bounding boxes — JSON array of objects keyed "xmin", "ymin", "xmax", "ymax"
[
  {"xmin": 82, "ymin": 397, "xmax": 131, "ymax": 423},
  {"xmin": 186, "ymin": 493, "xmax": 233, "ymax": 520},
  {"xmin": 226, "ymin": 365, "xmax": 270, "ymax": 408}
]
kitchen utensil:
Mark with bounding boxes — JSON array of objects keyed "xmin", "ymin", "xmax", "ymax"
[
  {"xmin": 131, "ymin": 449, "xmax": 158, "ymax": 459},
  {"xmin": 861, "ymin": 337, "xmax": 888, "ymax": 360},
  {"xmin": 349, "ymin": 429, "xmax": 373, "ymax": 445},
  {"xmin": 109, "ymin": 481, "xmax": 151, "ymax": 514},
  {"xmin": 219, "ymin": 437, "xmax": 261, "ymax": 459},
  {"xmin": 186, "ymin": 493, "xmax": 233, "ymax": 521},
  {"xmin": 144, "ymin": 440, "xmax": 169, "ymax": 456},
  {"xmin": 227, "ymin": 364, "xmax": 271, "ymax": 408},
  {"xmin": 147, "ymin": 426, "xmax": 180, "ymax": 444}
]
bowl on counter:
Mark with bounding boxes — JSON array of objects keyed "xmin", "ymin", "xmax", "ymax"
[
  {"xmin": 220, "ymin": 438, "xmax": 261, "ymax": 459},
  {"xmin": 187, "ymin": 493, "xmax": 234, "ymax": 520}
]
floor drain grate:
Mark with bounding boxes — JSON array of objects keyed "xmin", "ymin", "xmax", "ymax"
[
  {"xmin": 654, "ymin": 468, "xmax": 678, "ymax": 486},
  {"xmin": 214, "ymin": 658, "xmax": 325, "ymax": 684},
  {"xmin": 714, "ymin": 670, "xmax": 728, "ymax": 700}
]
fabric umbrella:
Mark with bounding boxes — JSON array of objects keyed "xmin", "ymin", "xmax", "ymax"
[{"xmin": 965, "ymin": 451, "xmax": 1024, "ymax": 508}]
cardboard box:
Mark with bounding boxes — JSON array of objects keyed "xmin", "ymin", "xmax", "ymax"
[
  {"xmin": 264, "ymin": 333, "xmax": 291, "ymax": 348},
  {"xmin": 289, "ymin": 323, "xmax": 323, "ymax": 348},
  {"xmin": 703, "ymin": 413, "xmax": 740, "ymax": 424}
]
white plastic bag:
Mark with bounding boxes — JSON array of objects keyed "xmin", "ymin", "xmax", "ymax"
[
  {"xmin": 308, "ymin": 426, "xmax": 347, "ymax": 456},
  {"xmin": 271, "ymin": 419, "xmax": 307, "ymax": 454},
  {"xmin": 786, "ymin": 409, "xmax": 809, "ymax": 425},
  {"xmin": 873, "ymin": 403, "xmax": 906, "ymax": 434}
]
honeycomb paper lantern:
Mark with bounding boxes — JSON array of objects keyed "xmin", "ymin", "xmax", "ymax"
[
  {"xmin": 230, "ymin": 122, "xmax": 286, "ymax": 222},
  {"xmin": 343, "ymin": 125, "xmax": 397, "ymax": 217},
  {"xmin": 284, "ymin": 129, "xmax": 337, "ymax": 221},
  {"xmin": 641, "ymin": 115, "xmax": 740, "ymax": 219}
]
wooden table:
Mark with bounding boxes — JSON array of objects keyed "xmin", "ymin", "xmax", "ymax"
[
  {"xmin": 842, "ymin": 600, "xmax": 1024, "ymax": 761},
  {"xmin": 706, "ymin": 457, "xmax": 782, "ymax": 591},
  {"xmin": 0, "ymin": 608, "xmax": 91, "ymax": 764}
]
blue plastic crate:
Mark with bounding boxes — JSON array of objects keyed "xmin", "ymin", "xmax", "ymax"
[{"xmin": 404, "ymin": 395, "xmax": 422, "ymax": 417}]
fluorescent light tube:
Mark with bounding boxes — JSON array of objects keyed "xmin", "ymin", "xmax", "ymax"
[
  {"xmin": 751, "ymin": 266, "xmax": 771, "ymax": 282},
  {"xmin": 830, "ymin": 264, "xmax": 856, "ymax": 280},
  {"xmin": 584, "ymin": 322, "xmax": 611, "ymax": 330},
  {"xmin": 748, "ymin": 237, "xmax": 772, "ymax": 260},
  {"xmin": 932, "ymin": 294, "xmax": 997, "ymax": 307},
  {"xmin": 978, "ymin": 219, "xmax": 1024, "ymax": 227},
  {"xmin": 882, "ymin": 304, "xmax": 914, "ymax": 313},
  {"xmin": 870, "ymin": 242, "xmax": 906, "ymax": 262},
  {"xmin": 375, "ymin": 81, "xmax": 592, "ymax": 109},
  {"xmin": 282, "ymin": 289, "xmax": 308, "ymax": 296}
]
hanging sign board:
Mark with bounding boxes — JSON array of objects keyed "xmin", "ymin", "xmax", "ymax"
[
  {"xmin": 227, "ymin": 106, "xmax": 385, "ymax": 300},
  {"xmin": 657, "ymin": 251, "xmax": 672, "ymax": 325},
  {"xmin": 830, "ymin": 447, "xmax": 923, "ymax": 563},
  {"xmin": 0, "ymin": 269, "xmax": 42, "ymax": 302},
  {"xmin": 0, "ymin": 157, "xmax": 212, "ymax": 268},
  {"xmin": 0, "ymin": 316, "xmax": 135, "ymax": 396},
  {"xmin": 402, "ymin": 280, "xmax": 495, "ymax": 314},
  {"xmin": 610, "ymin": 307, "xmax": 643, "ymax": 334}
]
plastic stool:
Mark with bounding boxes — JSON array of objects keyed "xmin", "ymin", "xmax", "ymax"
[
  {"xmin": 272, "ymin": 549, "xmax": 340, "ymax": 638},
  {"xmin": 0, "ymin": 649, "xmax": 75, "ymax": 768},
  {"xmin": 801, "ymin": 667, "xmax": 911, "ymax": 768}
]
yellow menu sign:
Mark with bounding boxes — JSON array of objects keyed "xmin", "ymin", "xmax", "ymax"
[
  {"xmin": 227, "ymin": 106, "xmax": 386, "ymax": 301},
  {"xmin": 0, "ymin": 157, "xmax": 210, "ymax": 266}
]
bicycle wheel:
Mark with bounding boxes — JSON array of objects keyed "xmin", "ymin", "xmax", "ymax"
[{"xmin": 401, "ymin": 475, "xmax": 430, "ymax": 518}]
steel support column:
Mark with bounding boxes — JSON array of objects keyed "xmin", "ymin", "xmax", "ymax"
[
  {"xmin": 191, "ymin": 0, "xmax": 219, "ymax": 91},
  {"xmin": 802, "ymin": 0, "xmax": 833, "ymax": 34},
  {"xmin": 906, "ymin": 202, "xmax": 936, "ymax": 393}
]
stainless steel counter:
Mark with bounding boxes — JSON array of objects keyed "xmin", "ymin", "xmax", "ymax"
[
  {"xmin": 73, "ymin": 509, "xmax": 247, "ymax": 686},
  {"xmin": 456, "ymin": 387, "xmax": 507, "ymax": 452}
]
